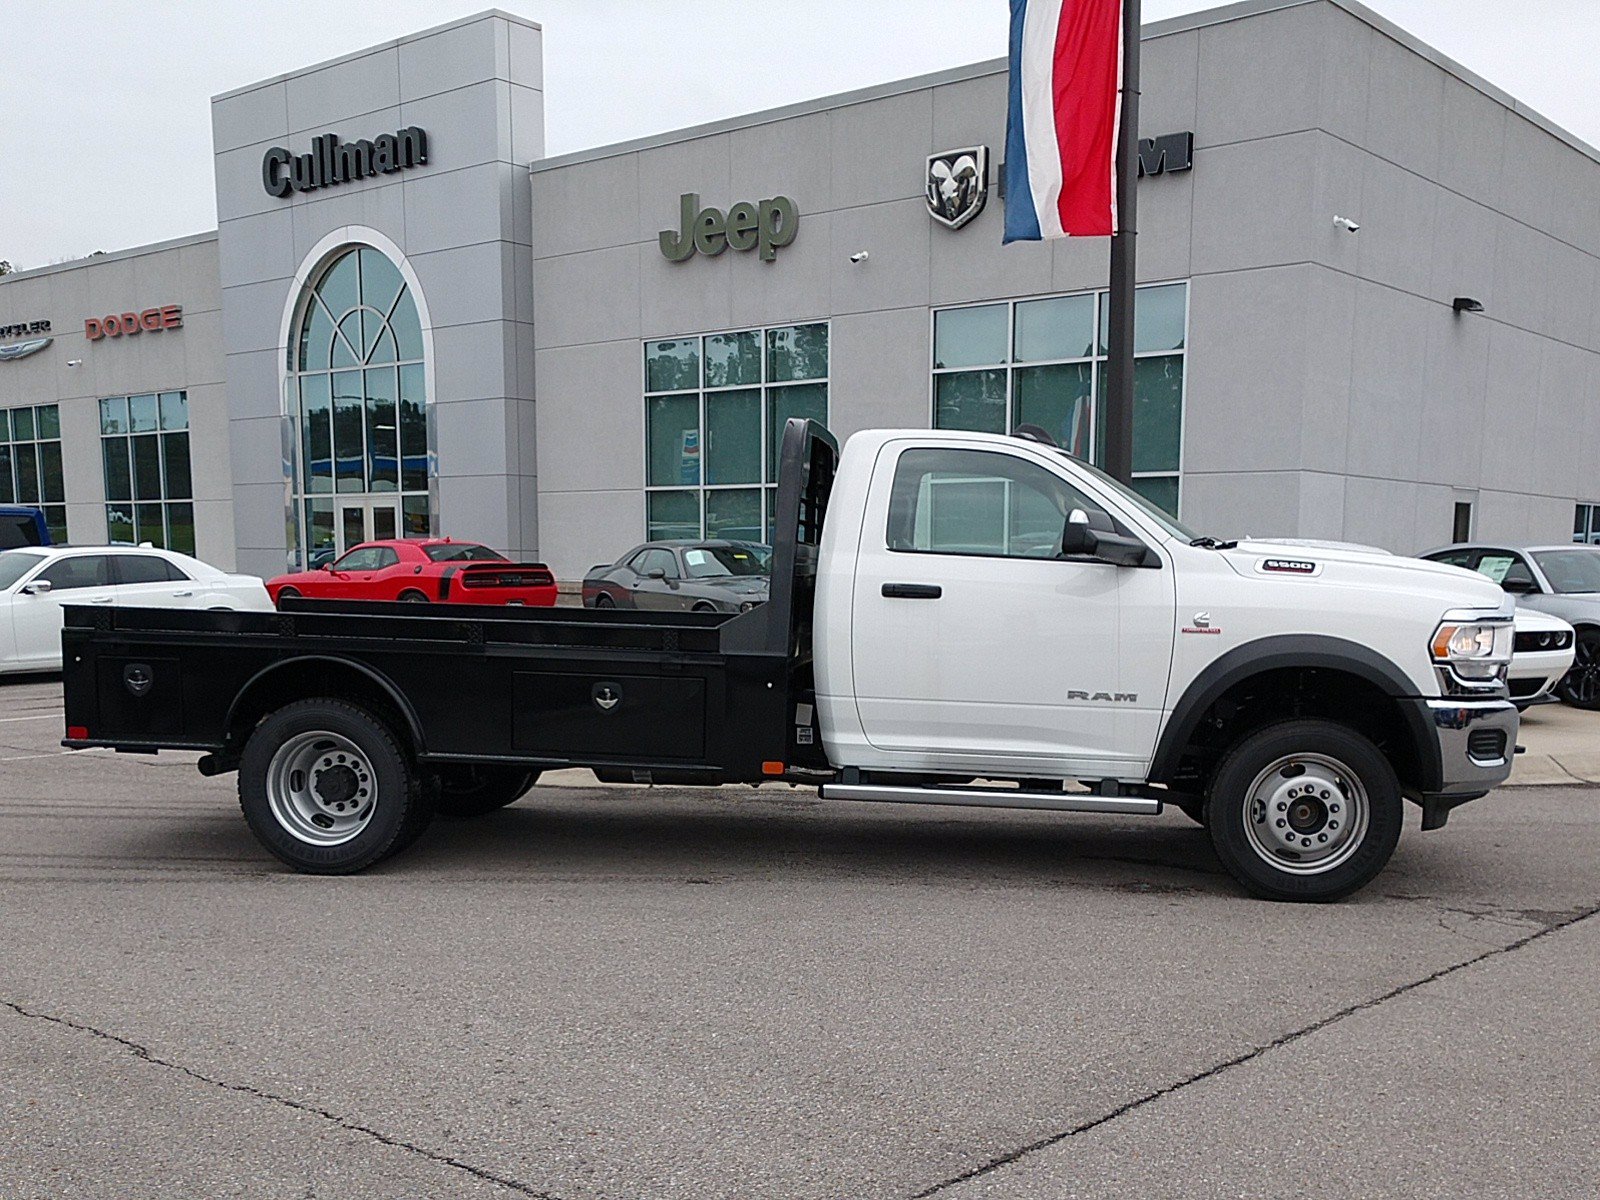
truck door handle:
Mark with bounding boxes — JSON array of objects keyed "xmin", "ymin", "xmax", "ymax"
[
  {"xmin": 171, "ymin": 590, "xmax": 193, "ymax": 598},
  {"xmin": 881, "ymin": 582, "xmax": 942, "ymax": 599},
  {"xmin": 89, "ymin": 597, "xmax": 114, "ymax": 605}
]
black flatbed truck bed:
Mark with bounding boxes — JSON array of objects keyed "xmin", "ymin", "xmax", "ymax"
[{"xmin": 61, "ymin": 421, "xmax": 839, "ymax": 791}]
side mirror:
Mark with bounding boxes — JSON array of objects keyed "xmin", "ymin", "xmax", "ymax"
[
  {"xmin": 20, "ymin": 579, "xmax": 52, "ymax": 596},
  {"xmin": 646, "ymin": 568, "xmax": 668, "ymax": 581},
  {"xmin": 1061, "ymin": 507, "xmax": 1149, "ymax": 567},
  {"xmin": 1061, "ymin": 509, "xmax": 1094, "ymax": 556},
  {"xmin": 1501, "ymin": 577, "xmax": 1538, "ymax": 595}
]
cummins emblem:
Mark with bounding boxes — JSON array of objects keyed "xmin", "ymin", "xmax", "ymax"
[
  {"xmin": 0, "ymin": 337, "xmax": 51, "ymax": 362},
  {"xmin": 591, "ymin": 682, "xmax": 622, "ymax": 712},
  {"xmin": 926, "ymin": 147, "xmax": 989, "ymax": 230},
  {"xmin": 123, "ymin": 663, "xmax": 153, "ymax": 698}
]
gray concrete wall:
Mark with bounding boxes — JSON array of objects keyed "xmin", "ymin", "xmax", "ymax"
[
  {"xmin": 530, "ymin": 0, "xmax": 1600, "ymax": 574},
  {"xmin": 0, "ymin": 234, "xmax": 233, "ymax": 566},
  {"xmin": 213, "ymin": 9, "xmax": 544, "ymax": 578}
]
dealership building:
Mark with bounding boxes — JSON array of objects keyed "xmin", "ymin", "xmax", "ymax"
[{"xmin": 2, "ymin": 0, "xmax": 1598, "ymax": 582}]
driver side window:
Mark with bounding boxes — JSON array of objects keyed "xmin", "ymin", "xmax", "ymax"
[
  {"xmin": 639, "ymin": 548, "xmax": 679, "ymax": 578},
  {"xmin": 886, "ymin": 447, "xmax": 1102, "ymax": 559},
  {"xmin": 335, "ymin": 547, "xmax": 385, "ymax": 572}
]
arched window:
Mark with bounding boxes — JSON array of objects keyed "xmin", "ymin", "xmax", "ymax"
[{"xmin": 286, "ymin": 246, "xmax": 430, "ymax": 567}]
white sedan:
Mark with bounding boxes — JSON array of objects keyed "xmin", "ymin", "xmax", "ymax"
[
  {"xmin": 0, "ymin": 545, "xmax": 272, "ymax": 675},
  {"xmin": 1509, "ymin": 606, "xmax": 1576, "ymax": 711}
]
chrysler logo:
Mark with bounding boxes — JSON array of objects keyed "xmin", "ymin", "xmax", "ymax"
[
  {"xmin": 0, "ymin": 336, "xmax": 51, "ymax": 363},
  {"xmin": 926, "ymin": 147, "xmax": 989, "ymax": 230}
]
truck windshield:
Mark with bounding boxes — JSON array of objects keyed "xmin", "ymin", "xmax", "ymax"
[
  {"xmin": 1056, "ymin": 452, "xmax": 1200, "ymax": 543},
  {"xmin": 1531, "ymin": 548, "xmax": 1600, "ymax": 594},
  {"xmin": 683, "ymin": 544, "xmax": 771, "ymax": 578},
  {"xmin": 0, "ymin": 551, "xmax": 45, "ymax": 591}
]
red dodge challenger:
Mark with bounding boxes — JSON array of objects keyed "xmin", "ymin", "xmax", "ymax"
[{"xmin": 266, "ymin": 539, "xmax": 557, "ymax": 608}]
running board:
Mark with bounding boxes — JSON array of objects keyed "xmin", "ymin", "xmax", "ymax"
[{"xmin": 819, "ymin": 782, "xmax": 1161, "ymax": 816}]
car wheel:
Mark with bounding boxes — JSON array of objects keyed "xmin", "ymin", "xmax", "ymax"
[
  {"xmin": 594, "ymin": 593, "xmax": 615, "ymax": 609},
  {"xmin": 1205, "ymin": 719, "xmax": 1402, "ymax": 902},
  {"xmin": 692, "ymin": 601, "xmax": 717, "ymax": 614},
  {"xmin": 276, "ymin": 587, "xmax": 301, "ymax": 606},
  {"xmin": 1556, "ymin": 629, "xmax": 1600, "ymax": 709},
  {"xmin": 428, "ymin": 765, "xmax": 541, "ymax": 819},
  {"xmin": 238, "ymin": 699, "xmax": 432, "ymax": 874},
  {"xmin": 397, "ymin": 589, "xmax": 429, "ymax": 603}
]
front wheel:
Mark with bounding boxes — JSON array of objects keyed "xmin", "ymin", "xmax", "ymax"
[
  {"xmin": 593, "ymin": 593, "xmax": 615, "ymax": 609},
  {"xmin": 1556, "ymin": 629, "xmax": 1600, "ymax": 709},
  {"xmin": 429, "ymin": 764, "xmax": 540, "ymax": 818},
  {"xmin": 238, "ymin": 699, "xmax": 432, "ymax": 873},
  {"xmin": 1205, "ymin": 720, "xmax": 1402, "ymax": 902}
]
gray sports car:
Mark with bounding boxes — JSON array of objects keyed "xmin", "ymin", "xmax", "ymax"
[
  {"xmin": 583, "ymin": 540, "xmax": 771, "ymax": 613},
  {"xmin": 1419, "ymin": 542, "xmax": 1600, "ymax": 708}
]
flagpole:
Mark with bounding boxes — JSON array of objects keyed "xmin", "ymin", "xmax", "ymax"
[{"xmin": 1103, "ymin": 0, "xmax": 1141, "ymax": 485}]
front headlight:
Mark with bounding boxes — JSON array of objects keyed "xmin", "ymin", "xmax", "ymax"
[{"xmin": 1431, "ymin": 620, "xmax": 1512, "ymax": 681}]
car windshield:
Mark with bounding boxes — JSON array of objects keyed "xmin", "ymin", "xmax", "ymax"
[
  {"xmin": 423, "ymin": 543, "xmax": 507, "ymax": 563},
  {"xmin": 682, "ymin": 544, "xmax": 771, "ymax": 578},
  {"xmin": 1531, "ymin": 548, "xmax": 1600, "ymax": 594},
  {"xmin": 1054, "ymin": 452, "xmax": 1200, "ymax": 543},
  {"xmin": 0, "ymin": 551, "xmax": 45, "ymax": 591}
]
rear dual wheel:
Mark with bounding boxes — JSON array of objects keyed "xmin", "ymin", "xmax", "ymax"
[
  {"xmin": 239, "ymin": 699, "xmax": 432, "ymax": 874},
  {"xmin": 1205, "ymin": 720, "xmax": 1402, "ymax": 902}
]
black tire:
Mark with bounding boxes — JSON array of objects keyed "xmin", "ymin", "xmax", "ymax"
[
  {"xmin": 238, "ymin": 699, "xmax": 431, "ymax": 874},
  {"xmin": 1556, "ymin": 628, "xmax": 1600, "ymax": 709},
  {"xmin": 429, "ymin": 764, "xmax": 540, "ymax": 819},
  {"xmin": 1205, "ymin": 719, "xmax": 1402, "ymax": 902},
  {"xmin": 691, "ymin": 601, "xmax": 717, "ymax": 613},
  {"xmin": 397, "ymin": 589, "xmax": 429, "ymax": 603},
  {"xmin": 276, "ymin": 586, "xmax": 301, "ymax": 606},
  {"xmin": 594, "ymin": 593, "xmax": 615, "ymax": 609}
]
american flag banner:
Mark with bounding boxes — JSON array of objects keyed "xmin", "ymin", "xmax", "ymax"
[{"xmin": 1003, "ymin": 0, "xmax": 1124, "ymax": 241}]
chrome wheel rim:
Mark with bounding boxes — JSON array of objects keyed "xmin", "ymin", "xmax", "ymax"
[
  {"xmin": 266, "ymin": 731, "xmax": 377, "ymax": 846},
  {"xmin": 1241, "ymin": 753, "xmax": 1369, "ymax": 875}
]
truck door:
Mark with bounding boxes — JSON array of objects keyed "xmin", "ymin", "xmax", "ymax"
[{"xmin": 849, "ymin": 443, "xmax": 1174, "ymax": 776}]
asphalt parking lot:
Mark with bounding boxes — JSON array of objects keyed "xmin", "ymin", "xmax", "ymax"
[{"xmin": 2, "ymin": 674, "xmax": 1597, "ymax": 1200}]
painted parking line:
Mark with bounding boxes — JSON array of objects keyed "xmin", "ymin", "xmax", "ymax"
[
  {"xmin": 0, "ymin": 715, "xmax": 61, "ymax": 724},
  {"xmin": 0, "ymin": 748, "xmax": 106, "ymax": 764}
]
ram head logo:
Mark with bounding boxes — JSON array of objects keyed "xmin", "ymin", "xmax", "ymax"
[{"xmin": 926, "ymin": 147, "xmax": 989, "ymax": 230}]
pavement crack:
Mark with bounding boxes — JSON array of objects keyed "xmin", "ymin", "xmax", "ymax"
[
  {"xmin": 0, "ymin": 998, "xmax": 563, "ymax": 1199},
  {"xmin": 909, "ymin": 901, "xmax": 1600, "ymax": 1199}
]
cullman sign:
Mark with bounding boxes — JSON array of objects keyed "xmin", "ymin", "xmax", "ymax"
[
  {"xmin": 262, "ymin": 127, "xmax": 429, "ymax": 198},
  {"xmin": 659, "ymin": 193, "xmax": 799, "ymax": 263}
]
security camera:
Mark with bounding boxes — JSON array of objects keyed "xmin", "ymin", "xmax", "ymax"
[
  {"xmin": 848, "ymin": 250, "xmax": 869, "ymax": 263},
  {"xmin": 1332, "ymin": 215, "xmax": 1360, "ymax": 233}
]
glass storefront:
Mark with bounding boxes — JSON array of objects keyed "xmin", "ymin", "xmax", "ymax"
[
  {"xmin": 101, "ymin": 391, "xmax": 193, "ymax": 553},
  {"xmin": 932, "ymin": 283, "xmax": 1187, "ymax": 515},
  {"xmin": 643, "ymin": 322, "xmax": 828, "ymax": 543},
  {"xmin": 0, "ymin": 404, "xmax": 67, "ymax": 543},
  {"xmin": 283, "ymin": 246, "xmax": 430, "ymax": 567}
]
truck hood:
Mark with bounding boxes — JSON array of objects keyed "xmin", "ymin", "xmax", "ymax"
[{"xmin": 1218, "ymin": 540, "xmax": 1511, "ymax": 613}]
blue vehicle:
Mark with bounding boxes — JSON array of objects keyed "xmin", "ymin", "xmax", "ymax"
[{"xmin": 0, "ymin": 505, "xmax": 49, "ymax": 551}]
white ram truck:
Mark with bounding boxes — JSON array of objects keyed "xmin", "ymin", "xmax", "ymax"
[{"xmin": 63, "ymin": 421, "xmax": 1518, "ymax": 901}]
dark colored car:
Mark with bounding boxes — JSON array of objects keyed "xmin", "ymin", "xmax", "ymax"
[
  {"xmin": 267, "ymin": 539, "xmax": 557, "ymax": 608},
  {"xmin": 583, "ymin": 540, "xmax": 771, "ymax": 613},
  {"xmin": 0, "ymin": 505, "xmax": 50, "ymax": 550}
]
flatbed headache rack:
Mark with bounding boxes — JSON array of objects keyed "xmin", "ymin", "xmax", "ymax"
[{"xmin": 61, "ymin": 419, "xmax": 840, "ymax": 786}]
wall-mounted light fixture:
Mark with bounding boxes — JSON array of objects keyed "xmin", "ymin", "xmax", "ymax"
[{"xmin": 1452, "ymin": 297, "xmax": 1484, "ymax": 314}]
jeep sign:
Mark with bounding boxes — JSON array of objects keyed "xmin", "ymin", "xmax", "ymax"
[{"xmin": 659, "ymin": 193, "xmax": 799, "ymax": 263}]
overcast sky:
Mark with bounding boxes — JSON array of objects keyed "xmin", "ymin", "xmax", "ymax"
[{"xmin": 3, "ymin": 0, "xmax": 1598, "ymax": 270}]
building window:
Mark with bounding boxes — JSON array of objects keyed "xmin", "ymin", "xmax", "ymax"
[
  {"xmin": 644, "ymin": 322, "xmax": 828, "ymax": 542},
  {"xmin": 100, "ymin": 392, "xmax": 193, "ymax": 553},
  {"xmin": 285, "ymin": 246, "xmax": 430, "ymax": 569},
  {"xmin": 1575, "ymin": 503, "xmax": 1600, "ymax": 544},
  {"xmin": 0, "ymin": 404, "xmax": 67, "ymax": 543},
  {"xmin": 931, "ymin": 283, "xmax": 1187, "ymax": 516}
]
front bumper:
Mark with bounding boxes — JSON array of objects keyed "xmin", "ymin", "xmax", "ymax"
[{"xmin": 1414, "ymin": 698, "xmax": 1520, "ymax": 829}]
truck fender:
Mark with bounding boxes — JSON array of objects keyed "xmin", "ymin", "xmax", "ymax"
[
  {"xmin": 223, "ymin": 656, "xmax": 429, "ymax": 756},
  {"xmin": 1148, "ymin": 634, "xmax": 1441, "ymax": 791}
]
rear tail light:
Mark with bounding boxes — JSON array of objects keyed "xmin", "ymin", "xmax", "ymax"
[
  {"xmin": 459, "ymin": 566, "xmax": 555, "ymax": 588},
  {"xmin": 67, "ymin": 725, "xmax": 89, "ymax": 740}
]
